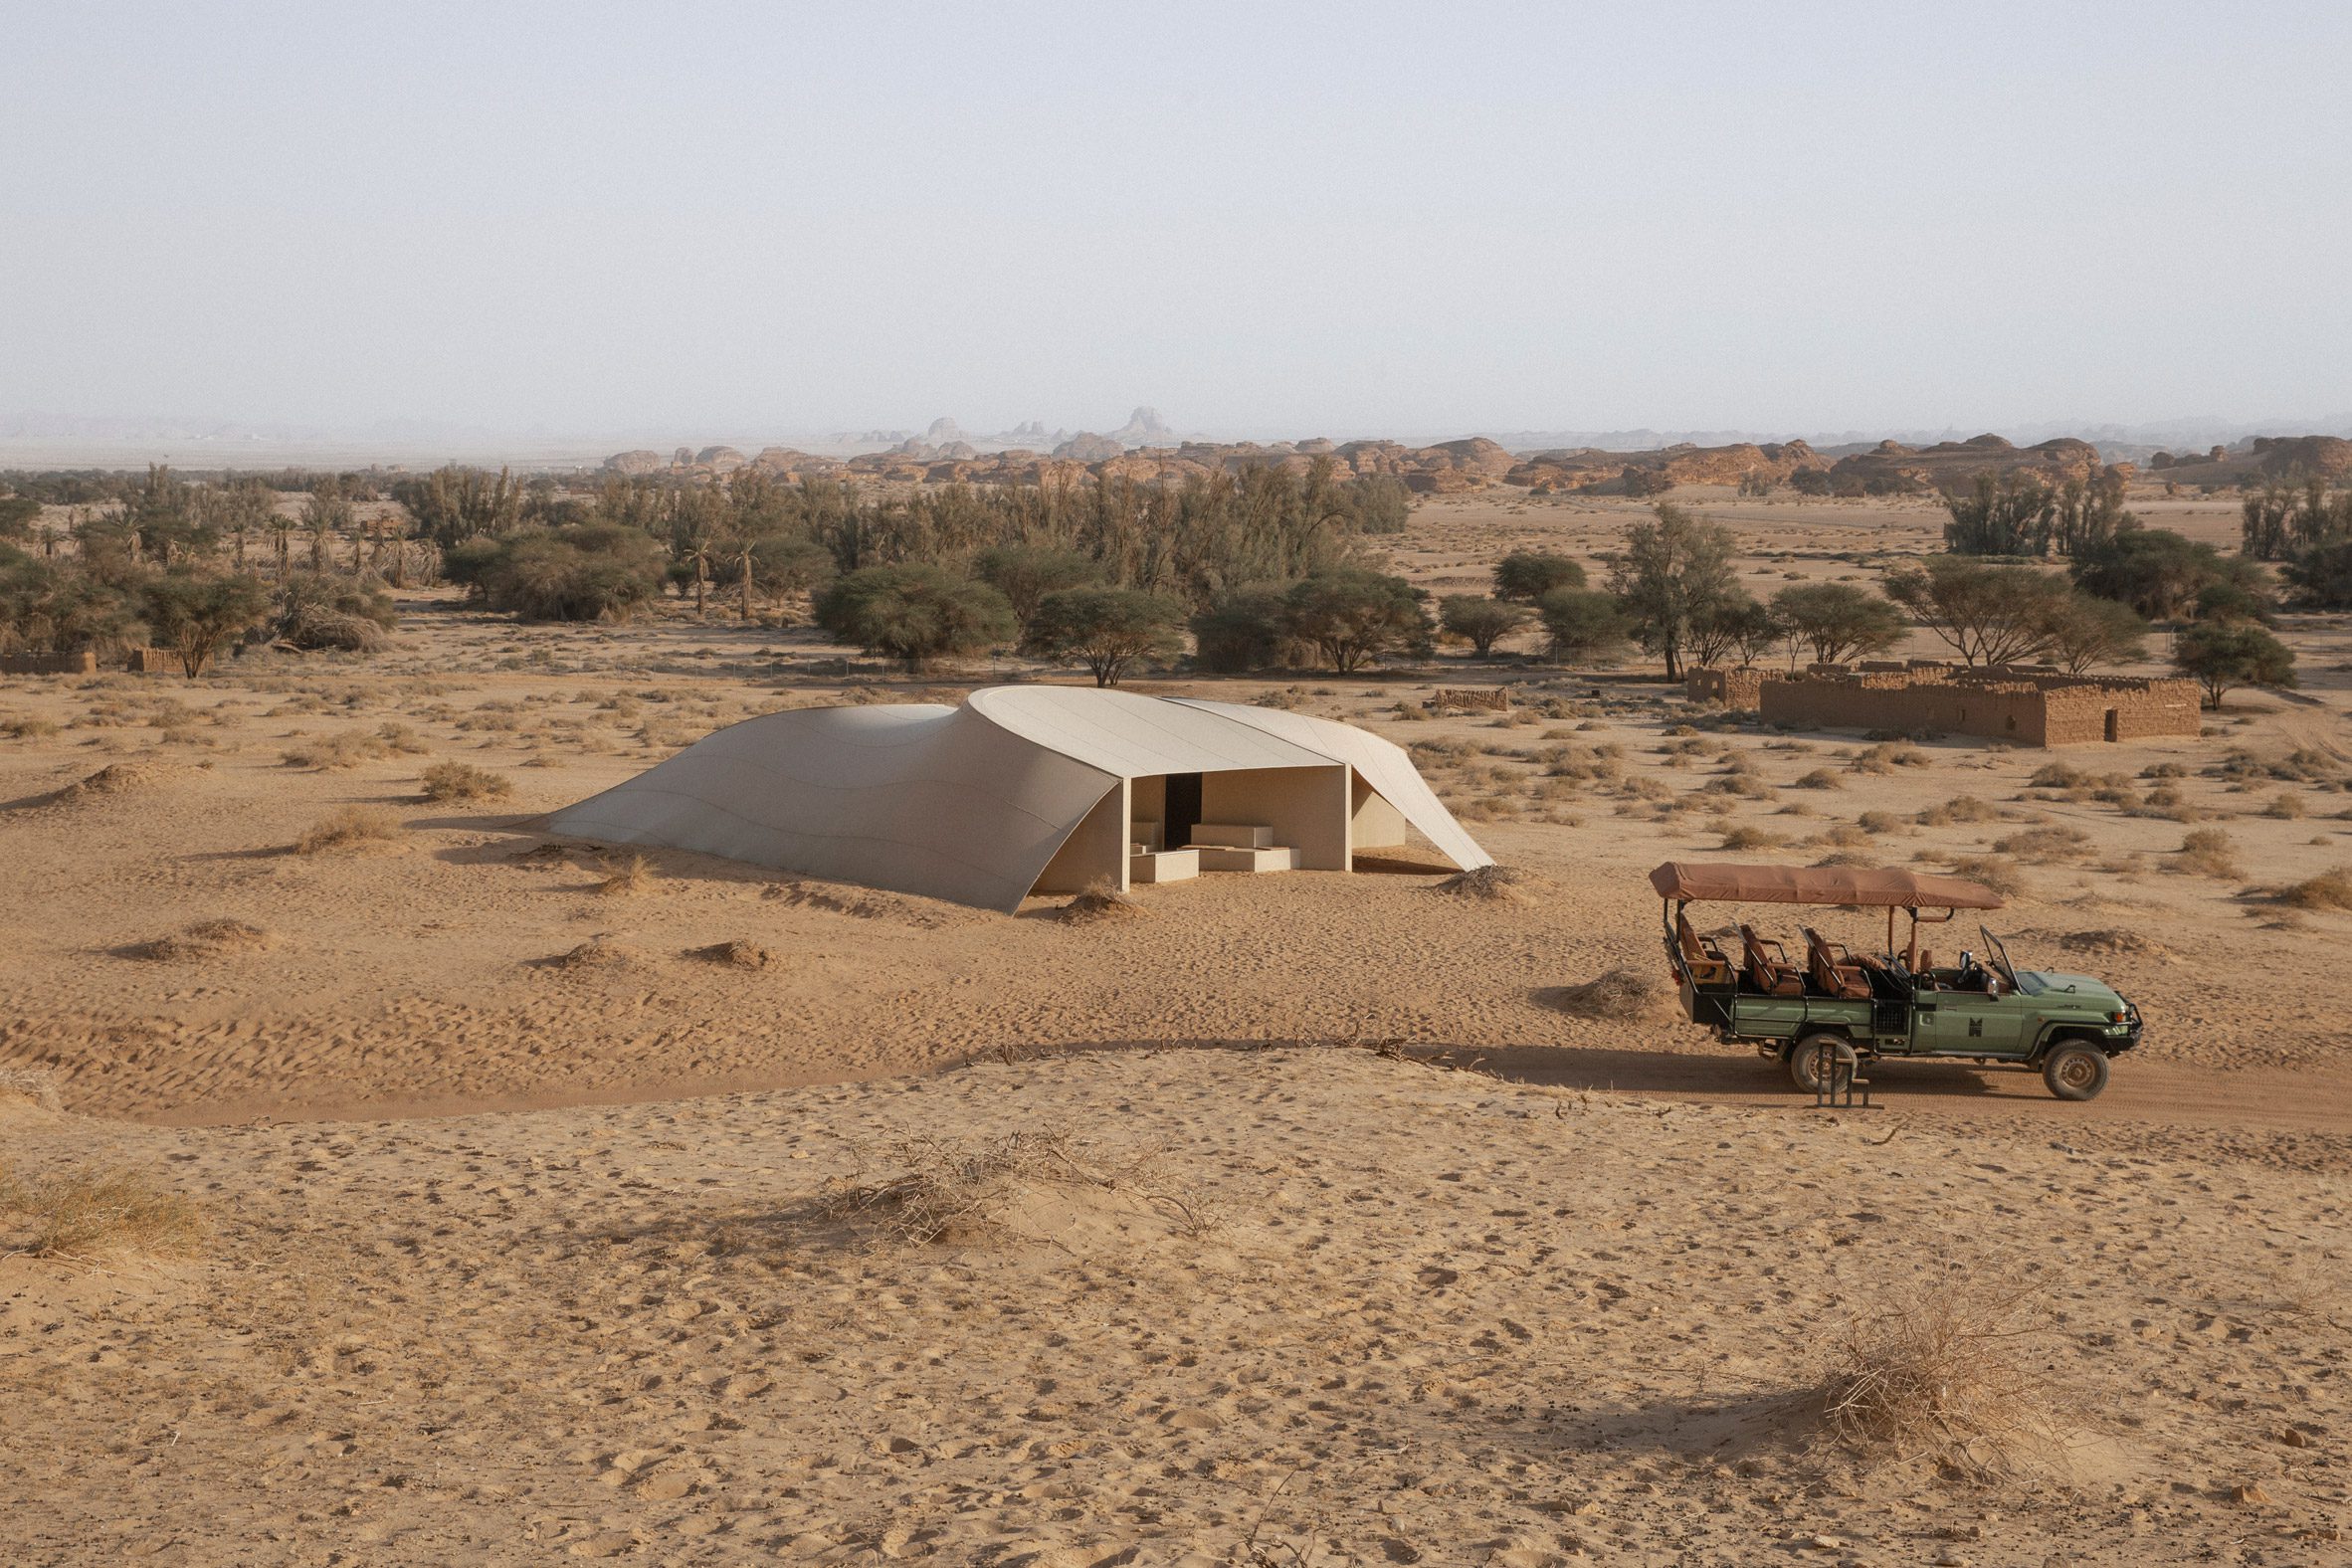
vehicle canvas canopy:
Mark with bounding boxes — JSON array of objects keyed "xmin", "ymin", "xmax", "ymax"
[{"xmin": 1651, "ymin": 861, "xmax": 2003, "ymax": 973}]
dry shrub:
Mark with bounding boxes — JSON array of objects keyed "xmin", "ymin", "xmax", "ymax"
[
  {"xmin": 1719, "ymin": 826, "xmax": 1785, "ymax": 852},
  {"xmin": 547, "ymin": 938, "xmax": 640, "ymax": 969},
  {"xmin": 420, "ymin": 760, "xmax": 512, "ymax": 803},
  {"xmin": 1856, "ymin": 810, "xmax": 1907, "ymax": 836},
  {"xmin": 687, "ymin": 939, "xmax": 775, "ymax": 969},
  {"xmin": 2, "ymin": 714, "xmax": 62, "ymax": 740},
  {"xmin": 1944, "ymin": 855, "xmax": 2027, "ymax": 897},
  {"xmin": 1432, "ymin": 864, "xmax": 1539, "ymax": 902},
  {"xmin": 0, "ymin": 1161, "xmax": 203, "ymax": 1261},
  {"xmin": 1811, "ymin": 1273, "xmax": 2070, "ymax": 1480},
  {"xmin": 294, "ymin": 806, "xmax": 399, "ymax": 855},
  {"xmin": 127, "ymin": 917, "xmax": 277, "ymax": 960},
  {"xmin": 0, "ymin": 1065, "xmax": 62, "ymax": 1111},
  {"xmin": 2170, "ymin": 828, "xmax": 2243, "ymax": 881},
  {"xmin": 2279, "ymin": 868, "xmax": 2352, "ymax": 912},
  {"xmin": 281, "ymin": 723, "xmax": 422, "ymax": 771},
  {"xmin": 1917, "ymin": 794, "xmax": 1999, "ymax": 827},
  {"xmin": 1059, "ymin": 880, "xmax": 1149, "ymax": 923},
  {"xmin": 1993, "ymin": 825, "xmax": 2089, "ymax": 859},
  {"xmin": 1546, "ymin": 966, "xmax": 1663, "ymax": 1020},
  {"xmin": 1793, "ymin": 768, "xmax": 1843, "ymax": 790},
  {"xmin": 824, "ymin": 1128, "xmax": 1213, "ymax": 1247},
  {"xmin": 595, "ymin": 854, "xmax": 654, "ymax": 896}
]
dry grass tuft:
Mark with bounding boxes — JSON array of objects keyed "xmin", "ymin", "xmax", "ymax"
[
  {"xmin": 1944, "ymin": 855, "xmax": 2028, "ymax": 897},
  {"xmin": 546, "ymin": 938, "xmax": 641, "ymax": 969},
  {"xmin": 420, "ymin": 760, "xmax": 513, "ymax": 803},
  {"xmin": 1059, "ymin": 879, "xmax": 1150, "ymax": 923},
  {"xmin": 2170, "ymin": 828, "xmax": 2244, "ymax": 881},
  {"xmin": 687, "ymin": 939, "xmax": 776, "ymax": 969},
  {"xmin": 0, "ymin": 1065, "xmax": 62, "ymax": 1111},
  {"xmin": 595, "ymin": 854, "xmax": 655, "ymax": 897},
  {"xmin": 1544, "ymin": 966, "xmax": 1665, "ymax": 1021},
  {"xmin": 1431, "ymin": 864, "xmax": 1541, "ymax": 902},
  {"xmin": 294, "ymin": 805, "xmax": 399, "ymax": 855},
  {"xmin": 126, "ymin": 917, "xmax": 278, "ymax": 960},
  {"xmin": 823, "ymin": 1128, "xmax": 1215, "ymax": 1247},
  {"xmin": 2278, "ymin": 868, "xmax": 2352, "ymax": 912},
  {"xmin": 2058, "ymin": 928, "xmax": 2168, "ymax": 959},
  {"xmin": 0, "ymin": 1160, "xmax": 204, "ymax": 1261},
  {"xmin": 1810, "ymin": 1273, "xmax": 2072, "ymax": 1480},
  {"xmin": 1718, "ymin": 825, "xmax": 1786, "ymax": 852}
]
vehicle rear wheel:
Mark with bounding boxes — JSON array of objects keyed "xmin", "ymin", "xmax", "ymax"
[
  {"xmin": 1788, "ymin": 1034, "xmax": 1858, "ymax": 1094},
  {"xmin": 2042, "ymin": 1041, "xmax": 2109, "ymax": 1101}
]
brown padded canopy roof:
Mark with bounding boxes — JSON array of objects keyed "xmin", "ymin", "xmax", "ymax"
[{"xmin": 1650, "ymin": 862, "xmax": 2004, "ymax": 910}]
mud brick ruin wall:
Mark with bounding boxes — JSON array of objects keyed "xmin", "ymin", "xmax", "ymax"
[
  {"xmin": 1432, "ymin": 687, "xmax": 1511, "ymax": 712},
  {"xmin": 1689, "ymin": 662, "xmax": 2200, "ymax": 748},
  {"xmin": 1683, "ymin": 667, "xmax": 1764, "ymax": 707},
  {"xmin": 0, "ymin": 650, "xmax": 98, "ymax": 676}
]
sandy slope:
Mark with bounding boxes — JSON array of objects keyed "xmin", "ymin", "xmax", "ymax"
[{"xmin": 5, "ymin": 1049, "xmax": 2348, "ymax": 1566}]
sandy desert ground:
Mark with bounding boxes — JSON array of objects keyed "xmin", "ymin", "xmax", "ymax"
[{"xmin": 4, "ymin": 489, "xmax": 2350, "ymax": 1564}]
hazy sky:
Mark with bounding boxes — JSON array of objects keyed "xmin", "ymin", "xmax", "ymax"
[{"xmin": 5, "ymin": 2, "xmax": 2349, "ymax": 442}]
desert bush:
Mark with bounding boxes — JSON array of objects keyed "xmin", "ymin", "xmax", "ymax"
[
  {"xmin": 1811, "ymin": 1272, "xmax": 2068, "ymax": 1479},
  {"xmin": 274, "ymin": 573, "xmax": 397, "ymax": 653},
  {"xmin": 2278, "ymin": 868, "xmax": 2352, "ymax": 911},
  {"xmin": 1793, "ymin": 768, "xmax": 1843, "ymax": 790},
  {"xmin": 814, "ymin": 563, "xmax": 1018, "ymax": 672},
  {"xmin": 126, "ymin": 917, "xmax": 277, "ymax": 960},
  {"xmin": 420, "ymin": 761, "xmax": 512, "ymax": 803},
  {"xmin": 0, "ymin": 1161, "xmax": 203, "ymax": 1261},
  {"xmin": 1431, "ymin": 864, "xmax": 1539, "ymax": 901},
  {"xmin": 1719, "ymin": 825, "xmax": 1785, "ymax": 851},
  {"xmin": 1544, "ymin": 966, "xmax": 1663, "ymax": 1020},
  {"xmin": 595, "ymin": 854, "xmax": 654, "ymax": 896},
  {"xmin": 1856, "ymin": 810, "xmax": 1906, "ymax": 835},
  {"xmin": 294, "ymin": 806, "xmax": 399, "ymax": 855},
  {"xmin": 2170, "ymin": 828, "xmax": 2244, "ymax": 880},
  {"xmin": 453, "ymin": 522, "xmax": 668, "ymax": 623},
  {"xmin": 1917, "ymin": 794, "xmax": 1999, "ymax": 827},
  {"xmin": 823, "ymin": 1128, "xmax": 1207, "ymax": 1246},
  {"xmin": 1993, "ymin": 825, "xmax": 2090, "ymax": 859},
  {"xmin": 1944, "ymin": 855, "xmax": 2027, "ymax": 896}
]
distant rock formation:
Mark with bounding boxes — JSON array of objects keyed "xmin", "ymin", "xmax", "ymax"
[
  {"xmin": 1820, "ymin": 435, "xmax": 2103, "ymax": 494},
  {"xmin": 1053, "ymin": 432, "xmax": 1125, "ymax": 462},
  {"xmin": 605, "ymin": 449, "xmax": 667, "ymax": 476},
  {"xmin": 2146, "ymin": 434, "xmax": 2352, "ymax": 486},
  {"xmin": 1108, "ymin": 406, "xmax": 1173, "ymax": 447},
  {"xmin": 924, "ymin": 416, "xmax": 966, "ymax": 443},
  {"xmin": 694, "ymin": 446, "xmax": 746, "ymax": 473}
]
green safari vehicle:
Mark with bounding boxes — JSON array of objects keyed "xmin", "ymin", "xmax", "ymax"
[{"xmin": 1653, "ymin": 862, "xmax": 2144, "ymax": 1101}]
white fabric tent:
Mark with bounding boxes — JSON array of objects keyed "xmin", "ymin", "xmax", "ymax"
[{"xmin": 549, "ymin": 686, "xmax": 1491, "ymax": 911}]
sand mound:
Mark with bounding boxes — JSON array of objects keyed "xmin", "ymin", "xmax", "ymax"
[
  {"xmin": 762, "ymin": 879, "xmax": 980, "ymax": 928},
  {"xmin": 686, "ymin": 939, "xmax": 775, "ymax": 969},
  {"xmin": 25, "ymin": 761, "xmax": 186, "ymax": 810},
  {"xmin": 1057, "ymin": 883, "xmax": 1149, "ymax": 924},
  {"xmin": 1542, "ymin": 966, "xmax": 1666, "ymax": 1020},
  {"xmin": 124, "ymin": 918, "xmax": 279, "ymax": 961},
  {"xmin": 1432, "ymin": 864, "xmax": 1542, "ymax": 902}
]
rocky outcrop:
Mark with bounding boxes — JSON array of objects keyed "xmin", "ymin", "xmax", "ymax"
[
  {"xmin": 695, "ymin": 446, "xmax": 746, "ymax": 473},
  {"xmin": 1053, "ymin": 432, "xmax": 1125, "ymax": 462},
  {"xmin": 1506, "ymin": 440, "xmax": 1829, "ymax": 494},
  {"xmin": 604, "ymin": 449, "xmax": 667, "ymax": 476},
  {"xmin": 2146, "ymin": 435, "xmax": 2352, "ymax": 486},
  {"xmin": 1108, "ymin": 406, "xmax": 1172, "ymax": 446},
  {"xmin": 1822, "ymin": 435, "xmax": 2103, "ymax": 494}
]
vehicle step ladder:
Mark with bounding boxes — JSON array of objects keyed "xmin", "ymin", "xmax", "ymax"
[{"xmin": 1813, "ymin": 1060, "xmax": 1874, "ymax": 1111}]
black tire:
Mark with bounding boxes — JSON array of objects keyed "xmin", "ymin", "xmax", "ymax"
[
  {"xmin": 1788, "ymin": 1034, "xmax": 1858, "ymax": 1094},
  {"xmin": 2042, "ymin": 1041, "xmax": 2110, "ymax": 1101}
]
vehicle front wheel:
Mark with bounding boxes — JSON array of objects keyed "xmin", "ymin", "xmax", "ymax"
[
  {"xmin": 1788, "ymin": 1035, "xmax": 1858, "ymax": 1095},
  {"xmin": 2042, "ymin": 1041, "xmax": 2110, "ymax": 1101}
]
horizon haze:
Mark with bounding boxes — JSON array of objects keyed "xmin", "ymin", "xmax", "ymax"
[{"xmin": 5, "ymin": 2, "xmax": 2350, "ymax": 453}]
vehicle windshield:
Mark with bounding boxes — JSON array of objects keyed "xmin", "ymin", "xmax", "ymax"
[{"xmin": 1980, "ymin": 924, "xmax": 2025, "ymax": 994}]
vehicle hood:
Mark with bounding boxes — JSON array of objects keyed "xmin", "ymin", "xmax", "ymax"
[{"xmin": 2022, "ymin": 971, "xmax": 2125, "ymax": 1008}]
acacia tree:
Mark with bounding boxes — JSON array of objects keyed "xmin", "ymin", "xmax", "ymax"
[
  {"xmin": 1768, "ymin": 582, "xmax": 1904, "ymax": 665},
  {"xmin": 1438, "ymin": 594, "xmax": 1530, "ymax": 658},
  {"xmin": 1491, "ymin": 551, "xmax": 1586, "ymax": 601},
  {"xmin": 142, "ymin": 570, "xmax": 272, "ymax": 678},
  {"xmin": 2041, "ymin": 593, "xmax": 2148, "ymax": 675},
  {"xmin": 973, "ymin": 543, "xmax": 1100, "ymax": 636},
  {"xmin": 1023, "ymin": 587, "xmax": 1185, "ymax": 686},
  {"xmin": 1535, "ymin": 588, "xmax": 1632, "ymax": 665},
  {"xmin": 1604, "ymin": 503, "xmax": 1739, "ymax": 681},
  {"xmin": 814, "ymin": 563, "xmax": 1017, "ymax": 672},
  {"xmin": 1683, "ymin": 593, "xmax": 1769, "ymax": 671},
  {"xmin": 1281, "ymin": 569, "xmax": 1431, "ymax": 673},
  {"xmin": 1882, "ymin": 557, "xmax": 2066, "ymax": 667},
  {"xmin": 2173, "ymin": 620, "xmax": 2295, "ymax": 709}
]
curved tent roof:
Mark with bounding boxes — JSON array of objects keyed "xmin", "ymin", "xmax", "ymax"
[
  {"xmin": 1649, "ymin": 862, "xmax": 2004, "ymax": 910},
  {"xmin": 549, "ymin": 686, "xmax": 1490, "ymax": 911}
]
